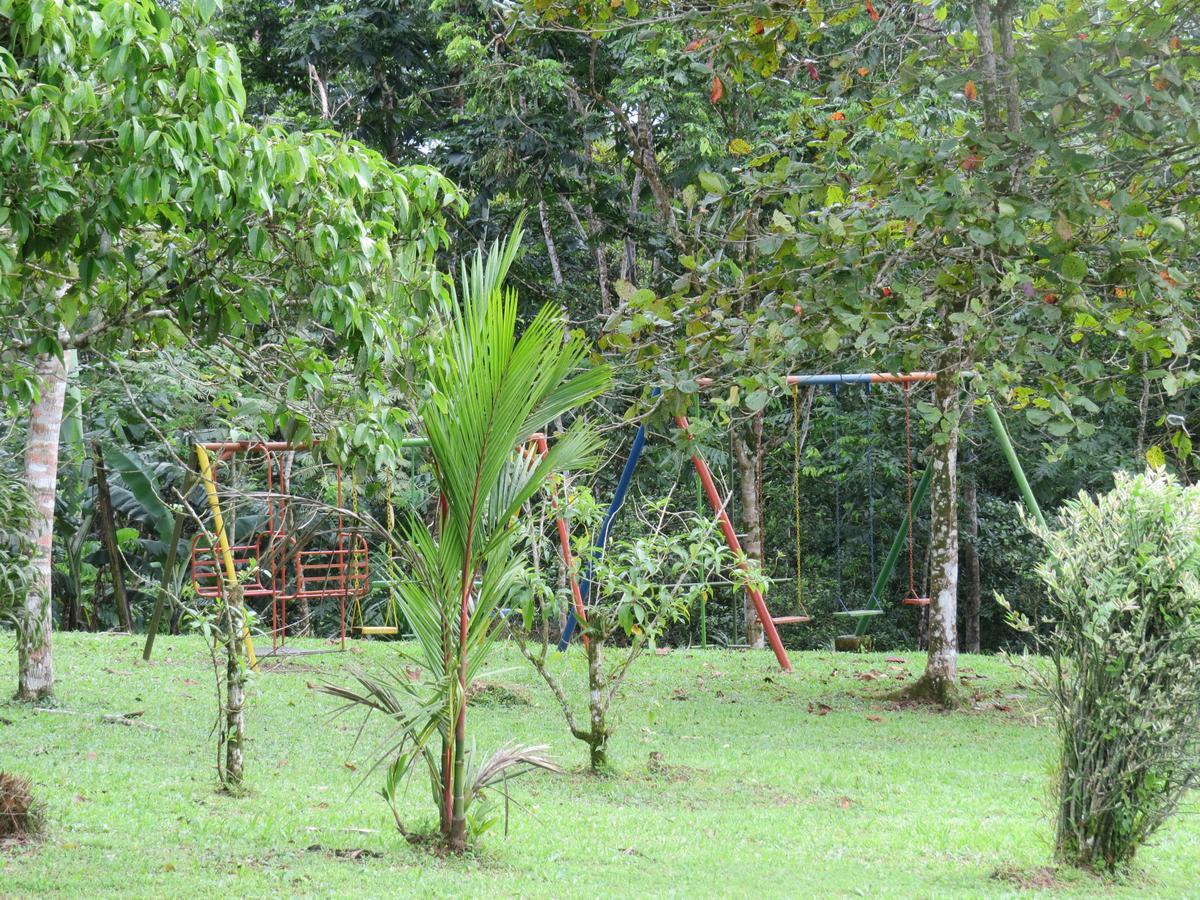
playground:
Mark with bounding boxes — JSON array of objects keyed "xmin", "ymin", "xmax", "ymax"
[
  {"xmin": 6, "ymin": 0, "xmax": 1200, "ymax": 895},
  {"xmin": 6, "ymin": 633, "xmax": 1199, "ymax": 897}
]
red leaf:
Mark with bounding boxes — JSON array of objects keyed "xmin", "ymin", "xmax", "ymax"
[
  {"xmin": 866, "ymin": 0, "xmax": 881, "ymax": 21},
  {"xmin": 710, "ymin": 75, "xmax": 725, "ymax": 104},
  {"xmin": 684, "ymin": 37, "xmax": 709, "ymax": 53},
  {"xmin": 964, "ymin": 79, "xmax": 978, "ymax": 102}
]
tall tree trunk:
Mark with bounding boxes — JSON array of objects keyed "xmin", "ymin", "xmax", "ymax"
[
  {"xmin": 18, "ymin": 349, "xmax": 69, "ymax": 701},
  {"xmin": 539, "ymin": 200, "xmax": 564, "ymax": 287},
  {"xmin": 962, "ymin": 455, "xmax": 982, "ymax": 654},
  {"xmin": 620, "ymin": 168, "xmax": 643, "ymax": 285},
  {"xmin": 307, "ymin": 63, "xmax": 331, "ymax": 120},
  {"xmin": 561, "ymin": 195, "xmax": 610, "ymax": 314},
  {"xmin": 732, "ymin": 414, "xmax": 766, "ymax": 649},
  {"xmin": 93, "ymin": 444, "xmax": 132, "ymax": 632},
  {"xmin": 905, "ymin": 368, "xmax": 960, "ymax": 706}
]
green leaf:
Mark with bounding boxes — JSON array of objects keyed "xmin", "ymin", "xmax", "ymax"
[
  {"xmin": 745, "ymin": 389, "xmax": 770, "ymax": 412},
  {"xmin": 1060, "ymin": 254, "xmax": 1088, "ymax": 283},
  {"xmin": 698, "ymin": 171, "xmax": 729, "ymax": 196},
  {"xmin": 103, "ymin": 446, "xmax": 175, "ymax": 544},
  {"xmin": 1146, "ymin": 446, "xmax": 1166, "ymax": 470}
]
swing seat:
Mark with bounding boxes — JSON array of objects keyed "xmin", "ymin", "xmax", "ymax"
[
  {"xmin": 358, "ymin": 626, "xmax": 399, "ymax": 635},
  {"xmin": 902, "ymin": 596, "xmax": 931, "ymax": 607},
  {"xmin": 834, "ymin": 609, "xmax": 884, "ymax": 618},
  {"xmin": 771, "ymin": 615, "xmax": 810, "ymax": 625}
]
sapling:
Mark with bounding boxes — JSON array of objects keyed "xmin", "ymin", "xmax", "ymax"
[{"xmin": 513, "ymin": 490, "xmax": 738, "ymax": 771}]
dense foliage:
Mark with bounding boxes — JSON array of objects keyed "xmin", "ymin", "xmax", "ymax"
[
  {"xmin": 1009, "ymin": 470, "xmax": 1200, "ymax": 870},
  {"xmin": 0, "ymin": 465, "xmax": 34, "ymax": 626}
]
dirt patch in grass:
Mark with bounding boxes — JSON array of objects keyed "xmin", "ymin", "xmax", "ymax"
[
  {"xmin": 305, "ymin": 844, "xmax": 383, "ymax": 861},
  {"xmin": 645, "ymin": 751, "xmax": 701, "ymax": 783},
  {"xmin": 467, "ymin": 681, "xmax": 533, "ymax": 707},
  {"xmin": 258, "ymin": 659, "xmax": 327, "ymax": 675},
  {"xmin": 991, "ymin": 864, "xmax": 1068, "ymax": 891}
]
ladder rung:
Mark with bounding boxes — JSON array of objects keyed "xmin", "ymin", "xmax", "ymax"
[
  {"xmin": 770, "ymin": 615, "xmax": 810, "ymax": 625},
  {"xmin": 834, "ymin": 609, "xmax": 884, "ymax": 618}
]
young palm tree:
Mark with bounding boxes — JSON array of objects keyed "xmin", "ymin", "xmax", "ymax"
[{"xmin": 324, "ymin": 224, "xmax": 610, "ymax": 850}]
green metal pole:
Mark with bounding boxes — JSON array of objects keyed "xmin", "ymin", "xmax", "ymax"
[
  {"xmin": 854, "ymin": 461, "xmax": 933, "ymax": 637},
  {"xmin": 142, "ymin": 510, "xmax": 186, "ymax": 660},
  {"xmin": 694, "ymin": 394, "xmax": 707, "ymax": 648},
  {"xmin": 143, "ymin": 469, "xmax": 199, "ymax": 661},
  {"xmin": 983, "ymin": 401, "xmax": 1047, "ymax": 530}
]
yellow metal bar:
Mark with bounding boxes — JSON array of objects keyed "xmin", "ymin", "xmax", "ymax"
[{"xmin": 195, "ymin": 443, "xmax": 258, "ymax": 668}]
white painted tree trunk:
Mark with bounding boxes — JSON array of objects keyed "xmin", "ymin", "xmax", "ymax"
[{"xmin": 18, "ymin": 349, "xmax": 70, "ymax": 701}]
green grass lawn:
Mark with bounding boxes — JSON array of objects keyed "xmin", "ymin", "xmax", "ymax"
[{"xmin": 2, "ymin": 633, "xmax": 1198, "ymax": 897}]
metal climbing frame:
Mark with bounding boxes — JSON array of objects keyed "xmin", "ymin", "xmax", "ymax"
[{"xmin": 188, "ymin": 441, "xmax": 369, "ymax": 658}]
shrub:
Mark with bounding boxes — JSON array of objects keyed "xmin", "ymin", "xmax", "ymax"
[
  {"xmin": 512, "ymin": 493, "xmax": 731, "ymax": 772},
  {"xmin": 0, "ymin": 469, "xmax": 35, "ymax": 628},
  {"xmin": 1008, "ymin": 470, "xmax": 1200, "ymax": 871},
  {"xmin": 0, "ymin": 772, "xmax": 43, "ymax": 840}
]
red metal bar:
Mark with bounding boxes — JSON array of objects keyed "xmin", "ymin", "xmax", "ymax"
[
  {"xmin": 675, "ymin": 415, "xmax": 792, "ymax": 673},
  {"xmin": 867, "ymin": 372, "xmax": 936, "ymax": 384},
  {"xmin": 532, "ymin": 434, "xmax": 589, "ymax": 647}
]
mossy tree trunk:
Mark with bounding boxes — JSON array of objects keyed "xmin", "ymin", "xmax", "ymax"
[
  {"xmin": 733, "ymin": 412, "xmax": 766, "ymax": 649},
  {"xmin": 905, "ymin": 367, "xmax": 960, "ymax": 707},
  {"xmin": 585, "ymin": 637, "xmax": 610, "ymax": 771},
  {"xmin": 222, "ymin": 585, "xmax": 247, "ymax": 789}
]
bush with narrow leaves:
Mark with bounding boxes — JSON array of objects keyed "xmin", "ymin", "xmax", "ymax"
[
  {"xmin": 0, "ymin": 469, "xmax": 35, "ymax": 627},
  {"xmin": 0, "ymin": 772, "xmax": 43, "ymax": 840},
  {"xmin": 1007, "ymin": 470, "xmax": 1200, "ymax": 871}
]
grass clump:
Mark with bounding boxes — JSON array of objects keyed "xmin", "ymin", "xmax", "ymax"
[{"xmin": 0, "ymin": 772, "xmax": 44, "ymax": 841}]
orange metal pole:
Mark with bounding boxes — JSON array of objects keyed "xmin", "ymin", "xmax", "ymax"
[
  {"xmin": 532, "ymin": 434, "xmax": 589, "ymax": 647},
  {"xmin": 674, "ymin": 416, "xmax": 792, "ymax": 673}
]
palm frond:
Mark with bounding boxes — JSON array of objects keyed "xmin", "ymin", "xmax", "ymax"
[{"xmin": 469, "ymin": 743, "xmax": 564, "ymax": 795}]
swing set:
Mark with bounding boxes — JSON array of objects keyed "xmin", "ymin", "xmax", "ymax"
[
  {"xmin": 557, "ymin": 371, "xmax": 1047, "ymax": 670},
  {"xmin": 789, "ymin": 374, "xmax": 932, "ymax": 633},
  {"xmin": 786, "ymin": 372, "xmax": 1048, "ymax": 643}
]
